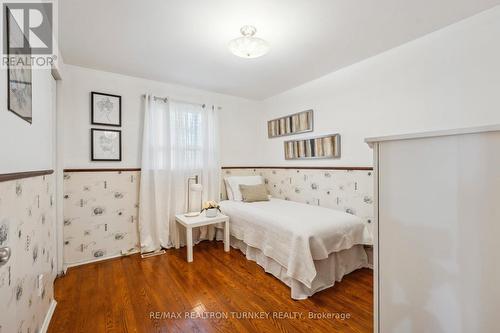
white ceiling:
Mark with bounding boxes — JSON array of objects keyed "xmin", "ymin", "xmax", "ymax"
[{"xmin": 59, "ymin": 0, "xmax": 500, "ymax": 100}]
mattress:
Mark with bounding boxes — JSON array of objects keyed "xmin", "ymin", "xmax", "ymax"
[{"xmin": 218, "ymin": 198, "xmax": 372, "ymax": 299}]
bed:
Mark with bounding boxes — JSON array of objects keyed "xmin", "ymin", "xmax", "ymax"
[{"xmin": 217, "ymin": 196, "xmax": 372, "ymax": 299}]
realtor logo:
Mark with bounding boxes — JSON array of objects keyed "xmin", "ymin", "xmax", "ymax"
[{"xmin": 3, "ymin": 2, "xmax": 53, "ymax": 55}]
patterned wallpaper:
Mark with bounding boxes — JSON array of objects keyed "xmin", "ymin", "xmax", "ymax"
[
  {"xmin": 62, "ymin": 168, "xmax": 373, "ymax": 267},
  {"xmin": 0, "ymin": 167, "xmax": 373, "ymax": 330},
  {"xmin": 0, "ymin": 174, "xmax": 56, "ymax": 333},
  {"xmin": 221, "ymin": 168, "xmax": 374, "ymax": 237},
  {"xmin": 63, "ymin": 171, "xmax": 140, "ymax": 265}
]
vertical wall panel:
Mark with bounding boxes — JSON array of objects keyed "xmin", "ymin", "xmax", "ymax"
[{"xmin": 377, "ymin": 131, "xmax": 500, "ymax": 332}]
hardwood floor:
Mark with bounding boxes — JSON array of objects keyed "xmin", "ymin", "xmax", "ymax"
[{"xmin": 49, "ymin": 241, "xmax": 373, "ymax": 333}]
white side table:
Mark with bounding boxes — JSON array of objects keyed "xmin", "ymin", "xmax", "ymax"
[{"xmin": 175, "ymin": 213, "xmax": 230, "ymax": 263}]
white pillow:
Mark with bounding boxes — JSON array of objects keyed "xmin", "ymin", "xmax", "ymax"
[
  {"xmin": 224, "ymin": 179, "xmax": 234, "ymax": 200},
  {"xmin": 225, "ymin": 176, "xmax": 263, "ymax": 201}
]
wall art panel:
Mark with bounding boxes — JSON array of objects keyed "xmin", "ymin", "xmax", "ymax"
[
  {"xmin": 284, "ymin": 134, "xmax": 341, "ymax": 160},
  {"xmin": 268, "ymin": 110, "xmax": 313, "ymax": 138}
]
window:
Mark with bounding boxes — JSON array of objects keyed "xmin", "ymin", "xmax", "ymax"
[{"xmin": 170, "ymin": 101, "xmax": 204, "ymax": 171}]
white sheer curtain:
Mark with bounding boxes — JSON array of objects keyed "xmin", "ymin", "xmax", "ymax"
[
  {"xmin": 138, "ymin": 95, "xmax": 172, "ymax": 253},
  {"xmin": 138, "ymin": 96, "xmax": 220, "ymax": 253}
]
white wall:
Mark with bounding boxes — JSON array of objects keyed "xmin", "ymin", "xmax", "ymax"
[
  {"xmin": 60, "ymin": 6, "xmax": 500, "ymax": 169},
  {"xmin": 60, "ymin": 65, "xmax": 263, "ymax": 168},
  {"xmin": 262, "ymin": 6, "xmax": 500, "ymax": 167},
  {"xmin": 0, "ymin": 68, "xmax": 56, "ymax": 173}
]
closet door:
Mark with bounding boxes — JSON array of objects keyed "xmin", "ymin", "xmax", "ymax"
[{"xmin": 378, "ymin": 131, "xmax": 500, "ymax": 333}]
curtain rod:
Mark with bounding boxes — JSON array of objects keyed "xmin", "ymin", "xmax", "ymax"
[
  {"xmin": 142, "ymin": 94, "xmax": 168, "ymax": 103},
  {"xmin": 142, "ymin": 94, "xmax": 214, "ymax": 109},
  {"xmin": 142, "ymin": 94, "xmax": 223, "ymax": 110}
]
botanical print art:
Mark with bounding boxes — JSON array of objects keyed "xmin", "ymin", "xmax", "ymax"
[
  {"xmin": 6, "ymin": 7, "xmax": 32, "ymax": 123},
  {"xmin": 91, "ymin": 129, "xmax": 121, "ymax": 161},
  {"xmin": 91, "ymin": 92, "xmax": 121, "ymax": 126}
]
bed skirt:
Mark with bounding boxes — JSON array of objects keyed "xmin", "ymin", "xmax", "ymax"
[{"xmin": 216, "ymin": 231, "xmax": 369, "ymax": 300}]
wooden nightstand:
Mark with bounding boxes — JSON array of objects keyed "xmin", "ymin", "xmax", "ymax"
[{"xmin": 174, "ymin": 213, "xmax": 230, "ymax": 262}]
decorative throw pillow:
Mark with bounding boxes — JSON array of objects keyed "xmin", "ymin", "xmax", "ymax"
[
  {"xmin": 239, "ymin": 184, "xmax": 270, "ymax": 202},
  {"xmin": 225, "ymin": 176, "xmax": 263, "ymax": 201}
]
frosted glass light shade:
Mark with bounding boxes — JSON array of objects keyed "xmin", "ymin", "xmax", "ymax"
[{"xmin": 228, "ymin": 25, "xmax": 270, "ymax": 59}]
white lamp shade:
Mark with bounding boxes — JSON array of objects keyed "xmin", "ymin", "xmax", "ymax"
[{"xmin": 189, "ymin": 183, "xmax": 203, "ymax": 192}]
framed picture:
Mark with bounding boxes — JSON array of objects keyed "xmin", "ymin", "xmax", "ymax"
[
  {"xmin": 268, "ymin": 110, "xmax": 313, "ymax": 138},
  {"xmin": 91, "ymin": 129, "xmax": 122, "ymax": 161},
  {"xmin": 6, "ymin": 6, "xmax": 32, "ymax": 123},
  {"xmin": 91, "ymin": 92, "xmax": 122, "ymax": 126},
  {"xmin": 284, "ymin": 133, "xmax": 341, "ymax": 160}
]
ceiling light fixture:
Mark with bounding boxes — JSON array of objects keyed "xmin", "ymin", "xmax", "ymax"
[{"xmin": 228, "ymin": 25, "xmax": 270, "ymax": 59}]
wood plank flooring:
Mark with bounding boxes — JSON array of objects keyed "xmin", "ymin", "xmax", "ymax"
[{"xmin": 48, "ymin": 241, "xmax": 373, "ymax": 333}]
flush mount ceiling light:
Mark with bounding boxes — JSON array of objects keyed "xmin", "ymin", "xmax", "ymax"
[{"xmin": 228, "ymin": 25, "xmax": 270, "ymax": 59}]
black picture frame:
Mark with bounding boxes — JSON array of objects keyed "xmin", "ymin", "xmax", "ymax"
[
  {"xmin": 91, "ymin": 128, "xmax": 122, "ymax": 161},
  {"xmin": 6, "ymin": 5, "xmax": 33, "ymax": 123},
  {"xmin": 91, "ymin": 91, "xmax": 122, "ymax": 127}
]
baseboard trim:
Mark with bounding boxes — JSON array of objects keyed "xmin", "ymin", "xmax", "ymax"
[
  {"xmin": 41, "ymin": 299, "xmax": 57, "ymax": 333},
  {"xmin": 63, "ymin": 249, "xmax": 140, "ymax": 270}
]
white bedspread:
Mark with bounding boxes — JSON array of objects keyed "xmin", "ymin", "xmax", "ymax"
[{"xmin": 219, "ymin": 198, "xmax": 372, "ymax": 289}]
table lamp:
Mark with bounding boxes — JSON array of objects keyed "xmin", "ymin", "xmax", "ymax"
[{"xmin": 185, "ymin": 175, "xmax": 203, "ymax": 217}]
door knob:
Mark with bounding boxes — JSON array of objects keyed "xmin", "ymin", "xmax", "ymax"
[{"xmin": 0, "ymin": 247, "xmax": 11, "ymax": 267}]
